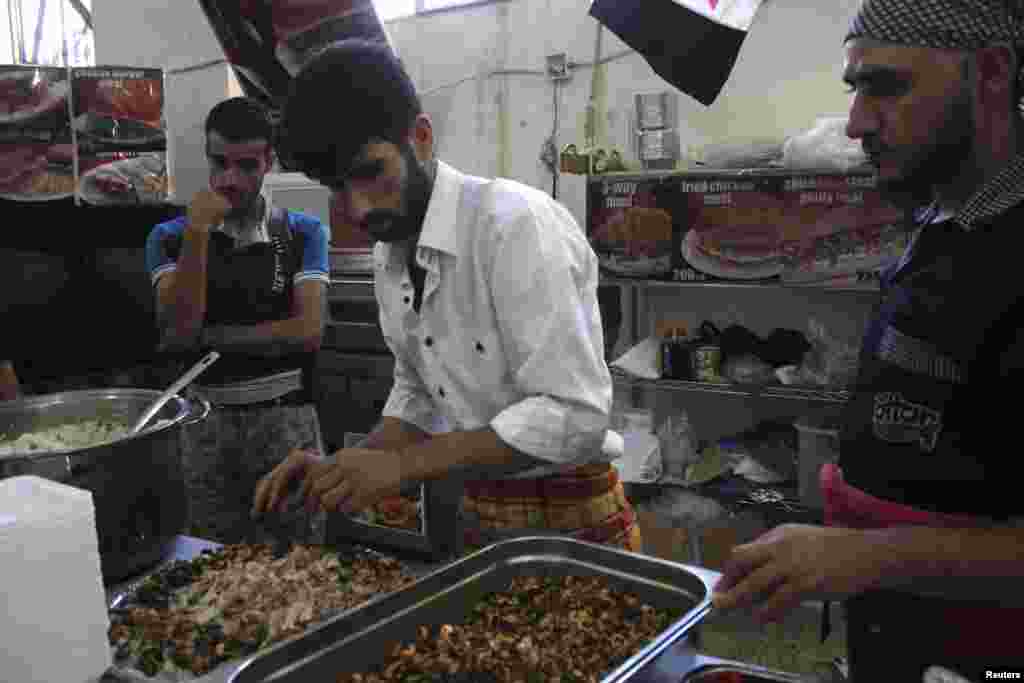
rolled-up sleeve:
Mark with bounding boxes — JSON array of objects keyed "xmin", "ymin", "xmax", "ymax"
[{"xmin": 487, "ymin": 206, "xmax": 612, "ymax": 465}]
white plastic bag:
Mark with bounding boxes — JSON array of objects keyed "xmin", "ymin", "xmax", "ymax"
[
  {"xmin": 692, "ymin": 137, "xmax": 785, "ymax": 169},
  {"xmin": 783, "ymin": 117, "xmax": 868, "ymax": 172},
  {"xmin": 798, "ymin": 318, "xmax": 860, "ymax": 387}
]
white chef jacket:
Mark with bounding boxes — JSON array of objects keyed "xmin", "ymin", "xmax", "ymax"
[{"xmin": 376, "ymin": 161, "xmax": 612, "ymax": 477}]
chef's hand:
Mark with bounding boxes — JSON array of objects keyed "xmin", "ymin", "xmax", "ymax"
[
  {"xmin": 712, "ymin": 524, "xmax": 885, "ymax": 623},
  {"xmin": 187, "ymin": 189, "xmax": 232, "ymax": 232},
  {"xmin": 301, "ymin": 448, "xmax": 405, "ymax": 515},
  {"xmin": 252, "ymin": 448, "xmax": 332, "ymax": 517}
]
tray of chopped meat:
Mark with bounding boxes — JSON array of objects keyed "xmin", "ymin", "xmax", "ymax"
[
  {"xmin": 105, "ymin": 543, "xmax": 422, "ymax": 681},
  {"xmin": 226, "ymin": 536, "xmax": 720, "ymax": 683}
]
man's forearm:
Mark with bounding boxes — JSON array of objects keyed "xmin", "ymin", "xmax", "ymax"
[
  {"xmin": 401, "ymin": 427, "xmax": 546, "ymax": 483},
  {"xmin": 357, "ymin": 416, "xmax": 432, "ymax": 451},
  {"xmin": 164, "ymin": 226, "xmax": 210, "ymax": 346},
  {"xmin": 202, "ymin": 317, "xmax": 320, "ymax": 357},
  {"xmin": 867, "ymin": 524, "xmax": 1024, "ymax": 605}
]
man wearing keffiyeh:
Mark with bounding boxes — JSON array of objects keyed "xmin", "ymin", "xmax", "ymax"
[{"xmin": 712, "ymin": 1, "xmax": 1024, "ymax": 680}]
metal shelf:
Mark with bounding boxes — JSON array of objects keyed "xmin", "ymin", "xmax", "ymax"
[
  {"xmin": 612, "ymin": 369, "xmax": 850, "ymax": 404},
  {"xmin": 600, "ymin": 275, "xmax": 880, "ymax": 295}
]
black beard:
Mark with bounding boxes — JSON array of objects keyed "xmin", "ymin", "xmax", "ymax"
[
  {"xmin": 876, "ymin": 85, "xmax": 975, "ymax": 208},
  {"xmin": 362, "ymin": 145, "xmax": 434, "ymax": 243}
]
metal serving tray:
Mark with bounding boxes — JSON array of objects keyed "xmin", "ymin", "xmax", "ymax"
[
  {"xmin": 680, "ymin": 656, "xmax": 808, "ymax": 682},
  {"xmin": 228, "ymin": 536, "xmax": 720, "ymax": 683}
]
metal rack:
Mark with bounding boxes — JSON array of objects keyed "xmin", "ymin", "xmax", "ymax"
[
  {"xmin": 600, "ymin": 275, "xmax": 881, "ymax": 294},
  {"xmin": 600, "ymin": 276, "xmax": 877, "ymax": 368},
  {"xmin": 611, "ymin": 369, "xmax": 850, "ymax": 404}
]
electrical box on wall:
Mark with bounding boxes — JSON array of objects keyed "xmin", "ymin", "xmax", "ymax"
[{"xmin": 546, "ymin": 53, "xmax": 571, "ymax": 82}]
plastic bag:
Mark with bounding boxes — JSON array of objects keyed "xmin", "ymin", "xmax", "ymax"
[
  {"xmin": 797, "ymin": 318, "xmax": 860, "ymax": 387},
  {"xmin": 722, "ymin": 353, "xmax": 776, "ymax": 384},
  {"xmin": 692, "ymin": 138, "xmax": 785, "ymax": 169},
  {"xmin": 782, "ymin": 117, "xmax": 869, "ymax": 173},
  {"xmin": 656, "ymin": 411, "xmax": 699, "ymax": 482}
]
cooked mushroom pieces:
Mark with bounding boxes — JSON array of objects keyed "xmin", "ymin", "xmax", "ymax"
[{"xmin": 340, "ymin": 575, "xmax": 681, "ymax": 683}]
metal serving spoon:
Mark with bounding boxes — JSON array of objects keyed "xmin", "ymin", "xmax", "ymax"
[{"xmin": 129, "ymin": 351, "xmax": 220, "ymax": 436}]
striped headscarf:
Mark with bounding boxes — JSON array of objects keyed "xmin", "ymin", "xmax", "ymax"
[{"xmin": 846, "ymin": 0, "xmax": 1024, "ymax": 49}]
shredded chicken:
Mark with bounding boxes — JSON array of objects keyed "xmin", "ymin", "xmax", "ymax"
[
  {"xmin": 338, "ymin": 575, "xmax": 684, "ymax": 683},
  {"xmin": 109, "ymin": 544, "xmax": 415, "ymax": 677}
]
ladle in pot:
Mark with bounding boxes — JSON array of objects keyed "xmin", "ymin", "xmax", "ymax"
[{"xmin": 129, "ymin": 351, "xmax": 220, "ymax": 435}]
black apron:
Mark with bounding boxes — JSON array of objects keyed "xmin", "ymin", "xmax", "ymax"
[
  {"xmin": 167, "ymin": 206, "xmax": 315, "ymax": 401},
  {"xmin": 833, "ymin": 214, "xmax": 1024, "ymax": 681}
]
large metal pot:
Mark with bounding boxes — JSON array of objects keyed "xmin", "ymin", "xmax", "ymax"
[{"xmin": 0, "ymin": 389, "xmax": 210, "ymax": 583}]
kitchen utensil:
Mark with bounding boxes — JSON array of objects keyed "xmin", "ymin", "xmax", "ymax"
[
  {"xmin": 129, "ymin": 351, "xmax": 219, "ymax": 435},
  {"xmin": 0, "ymin": 389, "xmax": 210, "ymax": 582}
]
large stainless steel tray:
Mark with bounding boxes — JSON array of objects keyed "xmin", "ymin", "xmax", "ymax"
[
  {"xmin": 228, "ymin": 536, "xmax": 720, "ymax": 683},
  {"xmin": 104, "ymin": 541, "xmax": 443, "ymax": 683}
]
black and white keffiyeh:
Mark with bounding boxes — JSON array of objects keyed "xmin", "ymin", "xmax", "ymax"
[{"xmin": 846, "ymin": 0, "xmax": 1024, "ymax": 49}]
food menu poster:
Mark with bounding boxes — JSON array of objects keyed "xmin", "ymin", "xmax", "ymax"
[
  {"xmin": 0, "ymin": 65, "xmax": 169, "ymax": 206},
  {"xmin": 586, "ymin": 177, "xmax": 685, "ymax": 280},
  {"xmin": 72, "ymin": 67, "xmax": 169, "ymax": 206},
  {"xmin": 0, "ymin": 66, "xmax": 75, "ymax": 202},
  {"xmin": 585, "ymin": 172, "xmax": 908, "ymax": 286}
]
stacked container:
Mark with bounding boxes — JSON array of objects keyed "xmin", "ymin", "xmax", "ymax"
[{"xmin": 0, "ymin": 475, "xmax": 111, "ymax": 683}]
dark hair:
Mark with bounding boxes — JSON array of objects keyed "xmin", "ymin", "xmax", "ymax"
[
  {"xmin": 277, "ymin": 39, "xmax": 422, "ymax": 182},
  {"xmin": 205, "ymin": 97, "xmax": 274, "ymax": 144}
]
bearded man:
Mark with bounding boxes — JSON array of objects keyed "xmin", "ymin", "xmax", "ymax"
[{"xmin": 712, "ymin": 1, "xmax": 1024, "ymax": 681}]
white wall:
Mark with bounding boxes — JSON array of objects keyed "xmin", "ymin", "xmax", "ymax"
[
  {"xmin": 386, "ymin": 0, "xmax": 863, "ymax": 223},
  {"xmin": 94, "ymin": 0, "xmax": 863, "ymax": 215}
]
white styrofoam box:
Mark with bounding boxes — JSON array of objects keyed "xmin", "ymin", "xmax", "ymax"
[
  {"xmin": 0, "ymin": 474, "xmax": 95, "ymax": 530},
  {"xmin": 0, "ymin": 476, "xmax": 112, "ymax": 683}
]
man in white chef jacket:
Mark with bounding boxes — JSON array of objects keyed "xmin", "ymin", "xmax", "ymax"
[{"xmin": 254, "ymin": 39, "xmax": 641, "ymax": 552}]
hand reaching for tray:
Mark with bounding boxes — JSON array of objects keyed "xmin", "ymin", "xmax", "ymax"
[
  {"xmin": 301, "ymin": 447, "xmax": 405, "ymax": 515},
  {"xmin": 252, "ymin": 448, "xmax": 330, "ymax": 516},
  {"xmin": 712, "ymin": 523, "xmax": 885, "ymax": 623},
  {"xmin": 253, "ymin": 447, "xmax": 405, "ymax": 517}
]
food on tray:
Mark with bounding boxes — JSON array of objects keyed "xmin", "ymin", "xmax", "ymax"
[
  {"xmin": 0, "ymin": 143, "xmax": 49, "ymax": 194},
  {"xmin": 108, "ymin": 544, "xmax": 415, "ymax": 677},
  {"xmin": 0, "ymin": 419, "xmax": 129, "ymax": 456},
  {"xmin": 592, "ymin": 207, "xmax": 674, "ymax": 277},
  {"xmin": 77, "ymin": 76, "xmax": 163, "ymax": 126},
  {"xmin": 363, "ymin": 495, "xmax": 422, "ymax": 531},
  {"xmin": 681, "ymin": 208, "xmax": 784, "ymax": 280},
  {"xmin": 592, "ymin": 207, "xmax": 672, "ymax": 258},
  {"xmin": 339, "ymin": 575, "xmax": 685, "ymax": 683},
  {"xmin": 0, "ymin": 68, "xmax": 70, "ymax": 124},
  {"xmin": 78, "ymin": 153, "xmax": 168, "ymax": 205}
]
